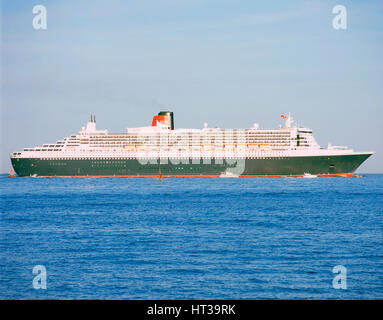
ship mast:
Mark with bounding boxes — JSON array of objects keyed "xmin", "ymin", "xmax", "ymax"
[{"xmin": 285, "ymin": 113, "xmax": 294, "ymax": 128}]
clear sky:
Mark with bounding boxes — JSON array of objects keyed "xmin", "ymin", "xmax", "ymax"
[{"xmin": 1, "ymin": 0, "xmax": 382, "ymax": 173}]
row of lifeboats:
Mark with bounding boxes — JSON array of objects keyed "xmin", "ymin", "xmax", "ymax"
[{"xmin": 124, "ymin": 144, "xmax": 271, "ymax": 150}]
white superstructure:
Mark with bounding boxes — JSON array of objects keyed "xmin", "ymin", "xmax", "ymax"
[{"xmin": 10, "ymin": 114, "xmax": 370, "ymax": 160}]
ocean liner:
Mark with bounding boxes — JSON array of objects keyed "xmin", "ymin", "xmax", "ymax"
[{"xmin": 10, "ymin": 111, "xmax": 373, "ymax": 177}]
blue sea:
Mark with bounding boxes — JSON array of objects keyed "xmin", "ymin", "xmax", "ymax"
[{"xmin": 1, "ymin": 174, "xmax": 382, "ymax": 299}]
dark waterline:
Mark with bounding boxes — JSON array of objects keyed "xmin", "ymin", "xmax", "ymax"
[{"xmin": 1, "ymin": 174, "xmax": 382, "ymax": 299}]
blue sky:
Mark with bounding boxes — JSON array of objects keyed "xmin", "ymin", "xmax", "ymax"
[{"xmin": 1, "ymin": 0, "xmax": 382, "ymax": 172}]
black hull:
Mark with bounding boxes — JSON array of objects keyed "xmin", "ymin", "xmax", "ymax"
[{"xmin": 10, "ymin": 153, "xmax": 372, "ymax": 177}]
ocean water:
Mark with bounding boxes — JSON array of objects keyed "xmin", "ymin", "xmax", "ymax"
[{"xmin": 0, "ymin": 174, "xmax": 382, "ymax": 299}]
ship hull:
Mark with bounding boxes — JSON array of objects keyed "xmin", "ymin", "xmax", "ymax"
[{"xmin": 11, "ymin": 153, "xmax": 372, "ymax": 177}]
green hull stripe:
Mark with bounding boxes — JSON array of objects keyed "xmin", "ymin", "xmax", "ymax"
[{"xmin": 11, "ymin": 154, "xmax": 372, "ymax": 177}]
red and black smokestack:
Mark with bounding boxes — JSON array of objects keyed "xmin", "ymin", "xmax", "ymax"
[{"xmin": 152, "ymin": 111, "xmax": 174, "ymax": 130}]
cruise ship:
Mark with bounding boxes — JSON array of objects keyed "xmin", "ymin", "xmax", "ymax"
[{"xmin": 10, "ymin": 111, "xmax": 373, "ymax": 177}]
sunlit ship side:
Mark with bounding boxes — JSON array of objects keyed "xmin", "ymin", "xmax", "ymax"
[{"xmin": 10, "ymin": 112, "xmax": 373, "ymax": 177}]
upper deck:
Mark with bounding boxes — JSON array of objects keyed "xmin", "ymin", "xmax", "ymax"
[{"xmin": 11, "ymin": 112, "xmax": 369, "ymax": 159}]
